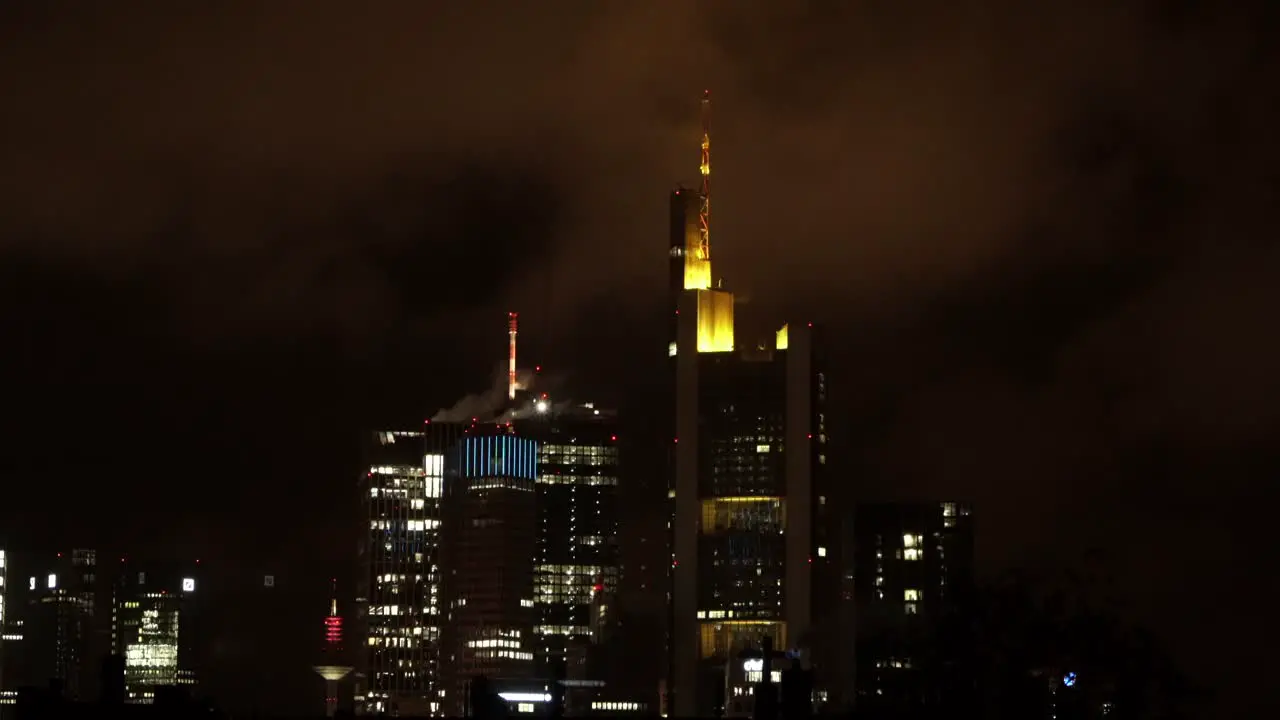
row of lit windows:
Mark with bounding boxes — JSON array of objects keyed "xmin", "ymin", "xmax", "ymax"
[
  {"xmin": 369, "ymin": 519, "xmax": 441, "ymax": 532},
  {"xmin": 367, "ymin": 479, "xmax": 444, "ymax": 499},
  {"xmin": 370, "ymin": 465, "xmax": 420, "ymax": 476},
  {"xmin": 469, "ymin": 478, "xmax": 534, "ymax": 491},
  {"xmin": 698, "ymin": 621, "xmax": 785, "ymax": 659},
  {"xmin": 466, "ymin": 638, "xmax": 522, "ymax": 649},
  {"xmin": 368, "ymin": 636, "xmax": 425, "ymax": 648},
  {"xmin": 469, "ymin": 649, "xmax": 533, "ymax": 661},
  {"xmin": 534, "ymin": 624, "xmax": 590, "ymax": 637},
  {"xmin": 701, "ymin": 497, "xmax": 785, "ymax": 533},
  {"xmin": 536, "ymin": 474, "xmax": 618, "ymax": 486},
  {"xmin": 371, "ymin": 605, "xmax": 441, "ymax": 616},
  {"xmin": 539, "ymin": 446, "xmax": 618, "ymax": 466},
  {"xmin": 374, "ymin": 572, "xmax": 436, "ymax": 583},
  {"xmin": 369, "ymin": 625, "xmax": 438, "ymax": 638}
]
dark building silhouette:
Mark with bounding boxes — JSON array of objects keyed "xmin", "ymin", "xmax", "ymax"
[
  {"xmin": 22, "ymin": 549, "xmax": 100, "ymax": 701},
  {"xmin": 852, "ymin": 501, "xmax": 976, "ymax": 715}
]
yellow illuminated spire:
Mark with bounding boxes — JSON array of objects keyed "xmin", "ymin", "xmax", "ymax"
[
  {"xmin": 693, "ymin": 90, "xmax": 733, "ymax": 353},
  {"xmin": 699, "ymin": 89, "xmax": 711, "ymax": 262}
]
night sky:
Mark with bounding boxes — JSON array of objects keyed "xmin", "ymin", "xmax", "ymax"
[{"xmin": 1, "ymin": 1, "xmax": 1277, "ymax": 715}]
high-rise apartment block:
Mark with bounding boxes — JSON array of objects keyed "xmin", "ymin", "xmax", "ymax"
[{"xmin": 852, "ymin": 502, "xmax": 975, "ymax": 714}]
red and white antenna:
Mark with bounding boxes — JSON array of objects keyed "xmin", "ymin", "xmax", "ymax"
[
  {"xmin": 507, "ymin": 312, "xmax": 519, "ymax": 400},
  {"xmin": 698, "ymin": 89, "xmax": 711, "ymax": 261}
]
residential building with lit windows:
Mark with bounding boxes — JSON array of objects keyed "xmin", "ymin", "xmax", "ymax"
[
  {"xmin": 357, "ymin": 422, "xmax": 464, "ymax": 716},
  {"xmin": 852, "ymin": 501, "xmax": 976, "ymax": 715},
  {"xmin": 24, "ymin": 549, "xmax": 100, "ymax": 701},
  {"xmin": 110, "ymin": 561, "xmax": 201, "ymax": 704}
]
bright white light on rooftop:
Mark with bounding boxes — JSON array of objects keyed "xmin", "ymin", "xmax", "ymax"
[
  {"xmin": 499, "ymin": 692, "xmax": 551, "ymax": 703},
  {"xmin": 535, "ymin": 401, "xmax": 548, "ymax": 413}
]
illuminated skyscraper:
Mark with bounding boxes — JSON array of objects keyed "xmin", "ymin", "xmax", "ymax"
[
  {"xmin": 667, "ymin": 92, "xmax": 836, "ymax": 716},
  {"xmin": 357, "ymin": 422, "xmax": 463, "ymax": 716},
  {"xmin": 0, "ymin": 548, "xmax": 9, "ymax": 705},
  {"xmin": 110, "ymin": 560, "xmax": 200, "ymax": 704},
  {"xmin": 521, "ymin": 404, "xmax": 621, "ymax": 681},
  {"xmin": 439, "ymin": 429, "xmax": 542, "ymax": 715}
]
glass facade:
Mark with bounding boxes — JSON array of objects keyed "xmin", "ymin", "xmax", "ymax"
[
  {"xmin": 358, "ymin": 425, "xmax": 461, "ymax": 717},
  {"xmin": 111, "ymin": 562, "xmax": 198, "ymax": 704},
  {"xmin": 532, "ymin": 420, "xmax": 620, "ymax": 678}
]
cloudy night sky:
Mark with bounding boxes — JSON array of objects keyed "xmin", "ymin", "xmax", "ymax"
[{"xmin": 1, "ymin": 1, "xmax": 1277, "ymax": 714}]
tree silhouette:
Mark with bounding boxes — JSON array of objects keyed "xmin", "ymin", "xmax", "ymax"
[{"xmin": 969, "ymin": 566, "xmax": 1205, "ymax": 719}]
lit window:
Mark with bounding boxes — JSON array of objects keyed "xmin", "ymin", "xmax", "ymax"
[
  {"xmin": 903, "ymin": 589, "xmax": 920, "ymax": 601},
  {"xmin": 817, "ymin": 547, "xmax": 827, "ymax": 558},
  {"xmin": 903, "ymin": 548, "xmax": 922, "ymax": 561},
  {"xmin": 904, "ymin": 602, "xmax": 918, "ymax": 615},
  {"xmin": 903, "ymin": 533, "xmax": 923, "ymax": 548}
]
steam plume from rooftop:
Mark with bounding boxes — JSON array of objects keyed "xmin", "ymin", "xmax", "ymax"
[{"xmin": 430, "ymin": 365, "xmax": 537, "ymax": 422}]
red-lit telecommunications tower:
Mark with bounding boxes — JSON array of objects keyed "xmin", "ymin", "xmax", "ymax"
[{"xmin": 312, "ymin": 580, "xmax": 352, "ymax": 718}]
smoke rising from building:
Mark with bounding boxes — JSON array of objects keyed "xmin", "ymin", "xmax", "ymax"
[
  {"xmin": 430, "ymin": 366, "xmax": 538, "ymax": 422},
  {"xmin": 498, "ymin": 396, "xmax": 577, "ymax": 423}
]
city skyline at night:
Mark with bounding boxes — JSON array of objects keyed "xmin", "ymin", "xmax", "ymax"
[{"xmin": 1, "ymin": 2, "xmax": 1276, "ymax": 716}]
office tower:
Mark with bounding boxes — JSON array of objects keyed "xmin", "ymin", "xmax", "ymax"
[
  {"xmin": 110, "ymin": 560, "xmax": 200, "ymax": 703},
  {"xmin": 314, "ymin": 580, "xmax": 353, "ymax": 718},
  {"xmin": 357, "ymin": 422, "xmax": 463, "ymax": 716},
  {"xmin": 24, "ymin": 549, "xmax": 99, "ymax": 700},
  {"xmin": 521, "ymin": 404, "xmax": 621, "ymax": 680},
  {"xmin": 0, "ymin": 548, "xmax": 24, "ymax": 709},
  {"xmin": 667, "ymin": 92, "xmax": 834, "ymax": 717},
  {"xmin": 0, "ymin": 548, "xmax": 7, "ymax": 704},
  {"xmin": 852, "ymin": 502, "xmax": 976, "ymax": 714},
  {"xmin": 439, "ymin": 428, "xmax": 542, "ymax": 715}
]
